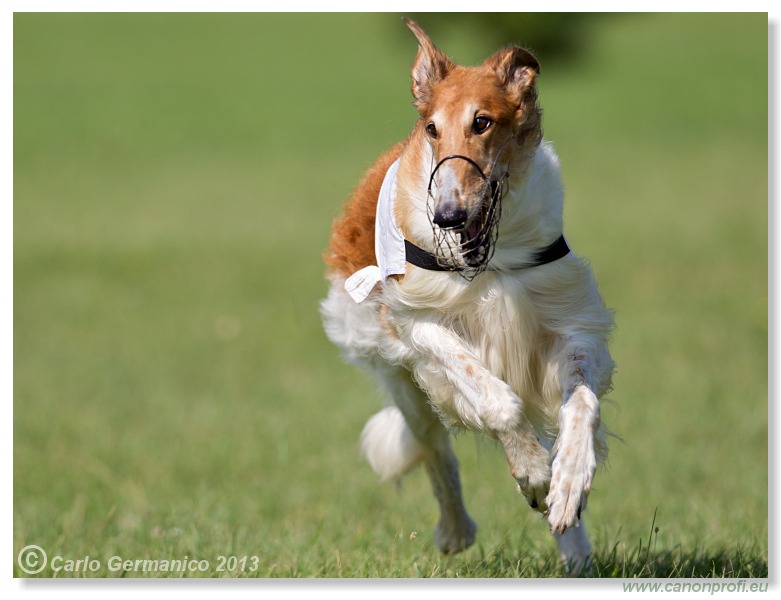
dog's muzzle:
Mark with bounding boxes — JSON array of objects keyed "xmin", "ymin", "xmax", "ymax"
[{"xmin": 426, "ymin": 154, "xmax": 508, "ymax": 280}]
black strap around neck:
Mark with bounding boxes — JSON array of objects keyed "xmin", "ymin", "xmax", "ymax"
[{"xmin": 404, "ymin": 234, "xmax": 570, "ymax": 274}]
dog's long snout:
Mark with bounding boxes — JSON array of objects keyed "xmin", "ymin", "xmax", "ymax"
[
  {"xmin": 433, "ymin": 205, "xmax": 468, "ymax": 229},
  {"xmin": 429, "ymin": 155, "xmax": 487, "ymax": 231}
]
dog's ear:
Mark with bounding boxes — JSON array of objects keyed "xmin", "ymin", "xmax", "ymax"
[
  {"xmin": 484, "ymin": 46, "xmax": 540, "ymax": 104},
  {"xmin": 403, "ymin": 18, "xmax": 455, "ymax": 111}
]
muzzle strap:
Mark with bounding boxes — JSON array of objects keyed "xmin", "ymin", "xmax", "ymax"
[
  {"xmin": 405, "ymin": 234, "xmax": 570, "ymax": 272},
  {"xmin": 529, "ymin": 234, "xmax": 571, "ymax": 266},
  {"xmin": 404, "ymin": 239, "xmax": 453, "ymax": 271}
]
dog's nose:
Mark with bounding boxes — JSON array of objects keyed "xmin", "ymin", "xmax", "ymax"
[{"xmin": 433, "ymin": 207, "xmax": 468, "ymax": 230}]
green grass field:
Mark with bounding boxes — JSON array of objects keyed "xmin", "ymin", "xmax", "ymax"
[{"xmin": 13, "ymin": 13, "xmax": 768, "ymax": 578}]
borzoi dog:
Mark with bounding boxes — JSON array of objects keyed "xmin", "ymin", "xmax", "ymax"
[{"xmin": 321, "ymin": 19, "xmax": 615, "ymax": 571}]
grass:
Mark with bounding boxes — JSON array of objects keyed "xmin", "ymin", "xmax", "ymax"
[{"xmin": 13, "ymin": 13, "xmax": 768, "ymax": 578}]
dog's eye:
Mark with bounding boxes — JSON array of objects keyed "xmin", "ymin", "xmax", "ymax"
[
  {"xmin": 426, "ymin": 122, "xmax": 438, "ymax": 139},
  {"xmin": 473, "ymin": 116, "xmax": 492, "ymax": 134}
]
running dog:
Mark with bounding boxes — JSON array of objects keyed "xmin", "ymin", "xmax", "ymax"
[{"xmin": 321, "ymin": 19, "xmax": 615, "ymax": 571}]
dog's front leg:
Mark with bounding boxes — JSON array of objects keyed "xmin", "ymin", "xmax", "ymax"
[
  {"xmin": 402, "ymin": 320, "xmax": 552, "ymax": 508},
  {"xmin": 546, "ymin": 345, "xmax": 604, "ymax": 535}
]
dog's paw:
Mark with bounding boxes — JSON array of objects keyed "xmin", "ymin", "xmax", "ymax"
[
  {"xmin": 434, "ymin": 514, "xmax": 477, "ymax": 555},
  {"xmin": 498, "ymin": 429, "xmax": 552, "ymax": 512},
  {"xmin": 545, "ymin": 437, "xmax": 596, "ymax": 534},
  {"xmin": 515, "ymin": 443, "xmax": 552, "ymax": 513}
]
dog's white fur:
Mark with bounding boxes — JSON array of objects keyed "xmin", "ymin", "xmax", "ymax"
[{"xmin": 321, "ymin": 21, "xmax": 614, "ymax": 572}]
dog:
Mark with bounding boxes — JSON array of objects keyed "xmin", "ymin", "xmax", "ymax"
[{"xmin": 321, "ymin": 18, "xmax": 615, "ymax": 572}]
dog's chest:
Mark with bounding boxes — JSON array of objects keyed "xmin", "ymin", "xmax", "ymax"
[
  {"xmin": 456, "ymin": 284, "xmax": 558, "ymax": 429},
  {"xmin": 456, "ymin": 285, "xmax": 540, "ymax": 379},
  {"xmin": 386, "ymin": 273, "xmax": 561, "ymax": 429}
]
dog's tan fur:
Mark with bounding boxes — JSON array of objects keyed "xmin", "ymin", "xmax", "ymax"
[{"xmin": 324, "ymin": 142, "xmax": 406, "ymax": 277}]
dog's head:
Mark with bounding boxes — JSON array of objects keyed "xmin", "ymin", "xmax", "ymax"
[{"xmin": 404, "ymin": 18, "xmax": 542, "ymax": 270}]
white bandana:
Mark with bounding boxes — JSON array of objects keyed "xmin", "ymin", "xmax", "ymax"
[{"xmin": 344, "ymin": 158, "xmax": 407, "ymax": 303}]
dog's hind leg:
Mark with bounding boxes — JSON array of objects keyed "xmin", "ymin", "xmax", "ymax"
[
  {"xmin": 554, "ymin": 520, "xmax": 592, "ymax": 575},
  {"xmin": 362, "ymin": 366, "xmax": 477, "ymax": 554},
  {"xmin": 323, "ymin": 285, "xmax": 476, "ymax": 553}
]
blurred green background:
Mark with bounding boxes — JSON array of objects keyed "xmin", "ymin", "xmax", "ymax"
[{"xmin": 14, "ymin": 13, "xmax": 767, "ymax": 577}]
